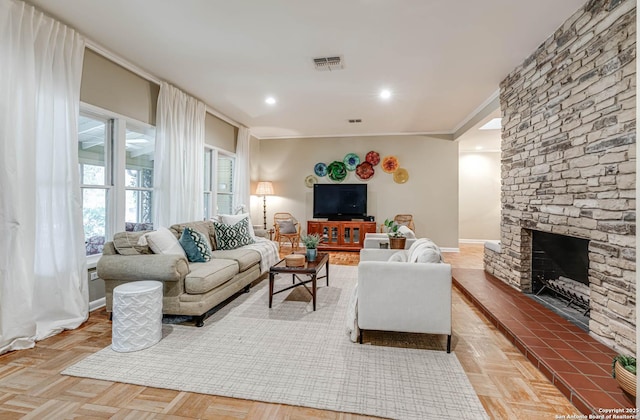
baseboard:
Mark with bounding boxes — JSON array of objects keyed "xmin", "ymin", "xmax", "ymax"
[
  {"xmin": 89, "ymin": 297, "xmax": 106, "ymax": 312},
  {"xmin": 441, "ymin": 247, "xmax": 460, "ymax": 253},
  {"xmin": 459, "ymin": 238, "xmax": 499, "ymax": 244}
]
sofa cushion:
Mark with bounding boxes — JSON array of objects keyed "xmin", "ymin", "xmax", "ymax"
[
  {"xmin": 146, "ymin": 227, "xmax": 187, "ymax": 257},
  {"xmin": 213, "ymin": 219, "xmax": 255, "ymax": 250},
  {"xmin": 112, "ymin": 231, "xmax": 152, "ymax": 255},
  {"xmin": 179, "ymin": 227, "xmax": 212, "ymax": 262},
  {"xmin": 210, "ymin": 248, "xmax": 261, "ymax": 272},
  {"xmin": 170, "ymin": 221, "xmax": 215, "ymax": 250},
  {"xmin": 184, "ymin": 259, "xmax": 239, "ymax": 294}
]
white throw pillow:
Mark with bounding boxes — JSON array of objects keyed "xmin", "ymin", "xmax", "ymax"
[
  {"xmin": 219, "ymin": 213, "xmax": 256, "ymax": 238},
  {"xmin": 145, "ymin": 227, "xmax": 187, "ymax": 257},
  {"xmin": 397, "ymin": 225, "xmax": 416, "ymax": 239},
  {"xmin": 388, "ymin": 250, "xmax": 408, "ymax": 262}
]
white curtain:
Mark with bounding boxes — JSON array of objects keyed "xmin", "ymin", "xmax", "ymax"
[
  {"xmin": 233, "ymin": 126, "xmax": 251, "ymax": 213},
  {"xmin": 0, "ymin": 0, "xmax": 88, "ymax": 355},
  {"xmin": 154, "ymin": 82, "xmax": 206, "ymax": 227}
]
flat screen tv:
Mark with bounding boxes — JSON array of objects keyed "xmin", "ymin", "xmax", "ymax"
[{"xmin": 313, "ymin": 184, "xmax": 367, "ymax": 220}]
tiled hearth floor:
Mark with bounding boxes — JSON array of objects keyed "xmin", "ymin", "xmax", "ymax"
[{"xmin": 453, "ymin": 267, "xmax": 634, "ymax": 414}]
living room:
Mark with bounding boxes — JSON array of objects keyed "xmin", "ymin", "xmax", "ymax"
[{"xmin": 1, "ymin": 0, "xmax": 636, "ymax": 418}]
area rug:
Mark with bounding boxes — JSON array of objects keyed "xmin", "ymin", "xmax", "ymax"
[{"xmin": 63, "ymin": 265, "xmax": 488, "ymax": 420}]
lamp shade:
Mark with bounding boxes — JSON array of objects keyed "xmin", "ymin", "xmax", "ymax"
[{"xmin": 255, "ymin": 181, "xmax": 274, "ymax": 196}]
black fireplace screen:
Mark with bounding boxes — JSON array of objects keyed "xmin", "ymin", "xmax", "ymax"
[{"xmin": 531, "ymin": 230, "xmax": 589, "ymax": 293}]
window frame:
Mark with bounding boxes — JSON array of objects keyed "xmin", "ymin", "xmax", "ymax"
[
  {"xmin": 80, "ymin": 102, "xmax": 156, "ymax": 264},
  {"xmin": 203, "ymin": 145, "xmax": 236, "ymax": 219}
]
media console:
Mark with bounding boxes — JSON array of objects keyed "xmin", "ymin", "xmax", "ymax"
[{"xmin": 307, "ymin": 220, "xmax": 377, "ymax": 251}]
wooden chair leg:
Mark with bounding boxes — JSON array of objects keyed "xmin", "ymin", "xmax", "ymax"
[{"xmin": 446, "ymin": 334, "xmax": 451, "ymax": 353}]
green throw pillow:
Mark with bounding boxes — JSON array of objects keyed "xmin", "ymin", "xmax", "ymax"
[
  {"xmin": 179, "ymin": 227, "xmax": 212, "ymax": 262},
  {"xmin": 213, "ymin": 218, "xmax": 255, "ymax": 250}
]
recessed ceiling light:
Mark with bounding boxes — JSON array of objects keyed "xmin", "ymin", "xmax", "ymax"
[
  {"xmin": 265, "ymin": 96, "xmax": 276, "ymax": 105},
  {"xmin": 475, "ymin": 146, "xmax": 483, "ymax": 150},
  {"xmin": 479, "ymin": 118, "xmax": 501, "ymax": 130},
  {"xmin": 379, "ymin": 89, "xmax": 391, "ymax": 100}
]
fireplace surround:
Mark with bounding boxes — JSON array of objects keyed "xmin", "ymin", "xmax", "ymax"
[{"xmin": 484, "ymin": 0, "xmax": 636, "ymax": 354}]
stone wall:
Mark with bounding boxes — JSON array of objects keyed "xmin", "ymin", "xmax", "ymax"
[{"xmin": 493, "ymin": 0, "xmax": 636, "ymax": 353}]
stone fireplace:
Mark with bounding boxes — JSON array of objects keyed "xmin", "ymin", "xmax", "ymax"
[{"xmin": 484, "ymin": 0, "xmax": 636, "ymax": 354}]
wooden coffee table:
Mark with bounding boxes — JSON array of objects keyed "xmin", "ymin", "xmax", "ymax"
[{"xmin": 268, "ymin": 252, "xmax": 329, "ymax": 311}]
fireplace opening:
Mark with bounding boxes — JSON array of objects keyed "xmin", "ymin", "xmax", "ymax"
[{"xmin": 528, "ymin": 230, "xmax": 590, "ymax": 331}]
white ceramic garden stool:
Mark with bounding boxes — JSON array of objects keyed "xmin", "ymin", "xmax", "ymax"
[{"xmin": 111, "ymin": 280, "xmax": 163, "ymax": 352}]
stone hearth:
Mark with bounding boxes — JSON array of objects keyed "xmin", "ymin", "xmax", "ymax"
[{"xmin": 485, "ymin": 0, "xmax": 636, "ymax": 354}]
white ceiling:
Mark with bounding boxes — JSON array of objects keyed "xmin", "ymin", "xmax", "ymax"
[{"xmin": 29, "ymin": 0, "xmax": 585, "ymax": 140}]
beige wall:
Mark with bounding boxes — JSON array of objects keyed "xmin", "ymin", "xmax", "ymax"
[
  {"xmin": 254, "ymin": 135, "xmax": 459, "ymax": 248},
  {"xmin": 80, "ymin": 49, "xmax": 159, "ymax": 125},
  {"xmin": 458, "ymin": 151, "xmax": 500, "ymax": 241},
  {"xmin": 205, "ymin": 113, "xmax": 237, "ymax": 152}
]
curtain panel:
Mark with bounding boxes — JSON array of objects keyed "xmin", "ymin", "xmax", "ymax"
[
  {"xmin": 154, "ymin": 82, "xmax": 206, "ymax": 227},
  {"xmin": 0, "ymin": 0, "xmax": 88, "ymax": 355},
  {"xmin": 233, "ymin": 126, "xmax": 251, "ymax": 214}
]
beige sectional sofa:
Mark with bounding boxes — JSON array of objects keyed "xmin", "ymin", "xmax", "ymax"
[{"xmin": 97, "ymin": 220, "xmax": 276, "ymax": 327}]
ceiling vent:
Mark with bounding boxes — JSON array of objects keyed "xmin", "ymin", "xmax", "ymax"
[
  {"xmin": 313, "ymin": 56, "xmax": 343, "ymax": 71},
  {"xmin": 348, "ymin": 119, "xmax": 362, "ymax": 123}
]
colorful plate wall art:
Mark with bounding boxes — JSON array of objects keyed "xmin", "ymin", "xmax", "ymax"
[
  {"xmin": 365, "ymin": 151, "xmax": 380, "ymax": 166},
  {"xmin": 327, "ymin": 161, "xmax": 347, "ymax": 182},
  {"xmin": 381, "ymin": 155, "xmax": 399, "ymax": 173},
  {"xmin": 393, "ymin": 168, "xmax": 409, "ymax": 184},
  {"xmin": 314, "ymin": 162, "xmax": 328, "ymax": 177},
  {"xmin": 343, "ymin": 153, "xmax": 360, "ymax": 171},
  {"xmin": 355, "ymin": 161, "xmax": 374, "ymax": 180},
  {"xmin": 305, "ymin": 174, "xmax": 318, "ymax": 188}
]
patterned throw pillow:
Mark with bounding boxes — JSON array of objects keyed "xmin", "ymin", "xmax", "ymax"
[
  {"xmin": 179, "ymin": 227, "xmax": 212, "ymax": 262},
  {"xmin": 213, "ymin": 218, "xmax": 255, "ymax": 250}
]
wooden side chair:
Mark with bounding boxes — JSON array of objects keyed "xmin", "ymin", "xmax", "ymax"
[
  {"xmin": 273, "ymin": 212, "xmax": 301, "ymax": 250},
  {"xmin": 394, "ymin": 214, "xmax": 415, "ymax": 232}
]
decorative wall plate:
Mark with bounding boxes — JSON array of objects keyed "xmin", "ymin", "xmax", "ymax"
[
  {"xmin": 355, "ymin": 161, "xmax": 374, "ymax": 180},
  {"xmin": 382, "ymin": 155, "xmax": 399, "ymax": 173},
  {"xmin": 365, "ymin": 151, "xmax": 380, "ymax": 166},
  {"xmin": 304, "ymin": 174, "xmax": 318, "ymax": 188},
  {"xmin": 314, "ymin": 162, "xmax": 327, "ymax": 177},
  {"xmin": 343, "ymin": 153, "xmax": 360, "ymax": 171},
  {"xmin": 393, "ymin": 168, "xmax": 409, "ymax": 184},
  {"xmin": 327, "ymin": 161, "xmax": 347, "ymax": 182}
]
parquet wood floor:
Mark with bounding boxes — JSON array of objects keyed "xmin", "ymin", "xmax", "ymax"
[{"xmin": 0, "ymin": 244, "xmax": 580, "ymax": 419}]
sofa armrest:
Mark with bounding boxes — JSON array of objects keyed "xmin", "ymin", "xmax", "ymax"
[
  {"xmin": 97, "ymin": 254, "xmax": 190, "ymax": 282},
  {"xmin": 357, "ymin": 261, "xmax": 452, "ymax": 334}
]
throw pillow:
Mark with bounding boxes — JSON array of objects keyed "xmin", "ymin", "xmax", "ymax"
[
  {"xmin": 388, "ymin": 250, "xmax": 408, "ymax": 262},
  {"xmin": 277, "ymin": 219, "xmax": 297, "ymax": 234},
  {"xmin": 413, "ymin": 247, "xmax": 442, "ymax": 263},
  {"xmin": 219, "ymin": 213, "xmax": 256, "ymax": 238},
  {"xmin": 213, "ymin": 218, "xmax": 255, "ymax": 250},
  {"xmin": 179, "ymin": 227, "xmax": 212, "ymax": 262},
  {"xmin": 145, "ymin": 227, "xmax": 187, "ymax": 257},
  {"xmin": 398, "ymin": 225, "xmax": 416, "ymax": 239},
  {"xmin": 113, "ymin": 231, "xmax": 152, "ymax": 255},
  {"xmin": 170, "ymin": 221, "xmax": 215, "ymax": 250}
]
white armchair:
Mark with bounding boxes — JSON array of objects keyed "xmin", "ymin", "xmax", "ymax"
[{"xmin": 356, "ymin": 240, "xmax": 452, "ymax": 352}]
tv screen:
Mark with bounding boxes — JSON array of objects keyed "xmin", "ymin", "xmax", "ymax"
[{"xmin": 313, "ymin": 184, "xmax": 367, "ymax": 220}]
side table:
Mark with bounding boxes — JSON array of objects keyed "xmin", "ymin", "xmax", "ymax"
[{"xmin": 112, "ymin": 280, "xmax": 163, "ymax": 352}]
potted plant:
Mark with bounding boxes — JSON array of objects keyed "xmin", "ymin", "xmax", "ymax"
[
  {"xmin": 301, "ymin": 233, "xmax": 321, "ymax": 262},
  {"xmin": 612, "ymin": 354, "xmax": 636, "ymax": 397},
  {"xmin": 384, "ymin": 218, "xmax": 406, "ymax": 249}
]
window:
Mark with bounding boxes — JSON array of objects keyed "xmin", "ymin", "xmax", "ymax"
[
  {"xmin": 79, "ymin": 105, "xmax": 156, "ymax": 256},
  {"xmin": 125, "ymin": 124, "xmax": 155, "ymax": 229},
  {"xmin": 203, "ymin": 147, "xmax": 236, "ymax": 218},
  {"xmin": 78, "ymin": 114, "xmax": 112, "ymax": 256}
]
